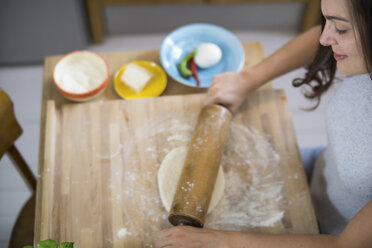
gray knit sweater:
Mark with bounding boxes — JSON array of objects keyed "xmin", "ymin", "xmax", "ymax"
[{"xmin": 310, "ymin": 73, "xmax": 372, "ymax": 234}]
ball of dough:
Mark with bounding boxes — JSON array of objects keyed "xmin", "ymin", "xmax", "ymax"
[{"xmin": 194, "ymin": 43, "xmax": 222, "ymax": 69}]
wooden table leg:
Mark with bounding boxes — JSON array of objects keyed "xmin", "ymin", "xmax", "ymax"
[
  {"xmin": 301, "ymin": 0, "xmax": 321, "ymax": 31},
  {"xmin": 85, "ymin": 0, "xmax": 105, "ymax": 43}
]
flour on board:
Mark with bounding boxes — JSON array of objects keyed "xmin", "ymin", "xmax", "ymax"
[{"xmin": 109, "ymin": 115, "xmax": 284, "ymax": 244}]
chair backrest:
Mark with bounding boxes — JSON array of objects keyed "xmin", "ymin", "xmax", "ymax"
[
  {"xmin": 0, "ymin": 89, "xmax": 22, "ymax": 158},
  {"xmin": 86, "ymin": 0, "xmax": 321, "ymax": 43},
  {"xmin": 0, "ymin": 89, "xmax": 36, "ymax": 192}
]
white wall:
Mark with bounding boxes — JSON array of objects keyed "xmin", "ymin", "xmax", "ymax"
[{"xmin": 0, "ymin": 0, "xmax": 88, "ymax": 64}]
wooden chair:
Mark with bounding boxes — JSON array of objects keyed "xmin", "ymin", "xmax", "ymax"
[
  {"xmin": 85, "ymin": 0, "xmax": 321, "ymax": 43},
  {"xmin": 0, "ymin": 89, "xmax": 36, "ymax": 248}
]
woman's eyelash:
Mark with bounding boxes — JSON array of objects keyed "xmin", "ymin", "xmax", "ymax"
[{"xmin": 335, "ymin": 28, "xmax": 347, "ymax": 34}]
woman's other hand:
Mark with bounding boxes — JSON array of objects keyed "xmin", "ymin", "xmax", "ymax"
[{"xmin": 156, "ymin": 225, "xmax": 233, "ymax": 248}]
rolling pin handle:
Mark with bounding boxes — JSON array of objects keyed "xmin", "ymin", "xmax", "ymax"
[
  {"xmin": 168, "ymin": 213, "xmax": 203, "ymax": 227},
  {"xmin": 215, "ymin": 103, "xmax": 232, "ymax": 114}
]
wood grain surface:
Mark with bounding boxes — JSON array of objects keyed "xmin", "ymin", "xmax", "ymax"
[
  {"xmin": 36, "ymin": 43, "xmax": 270, "ymax": 221},
  {"xmin": 36, "ymin": 91, "xmax": 318, "ymax": 247},
  {"xmin": 34, "ymin": 42, "xmax": 288, "ymax": 246},
  {"xmin": 37, "ymin": 43, "xmax": 270, "ymax": 179}
]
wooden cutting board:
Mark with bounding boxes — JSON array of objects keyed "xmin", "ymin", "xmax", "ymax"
[{"xmin": 37, "ymin": 90, "xmax": 318, "ymax": 247}]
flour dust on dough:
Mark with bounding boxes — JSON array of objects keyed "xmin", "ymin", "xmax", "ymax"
[{"xmin": 157, "ymin": 146, "xmax": 225, "ymax": 214}]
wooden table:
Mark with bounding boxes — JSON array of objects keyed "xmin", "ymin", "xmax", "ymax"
[{"xmin": 35, "ymin": 42, "xmax": 318, "ymax": 246}]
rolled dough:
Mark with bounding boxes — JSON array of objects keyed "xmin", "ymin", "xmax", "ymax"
[{"xmin": 157, "ymin": 146, "xmax": 225, "ymax": 214}]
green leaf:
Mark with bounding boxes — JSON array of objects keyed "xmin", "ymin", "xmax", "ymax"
[
  {"xmin": 36, "ymin": 239, "xmax": 58, "ymax": 248},
  {"xmin": 59, "ymin": 242, "xmax": 74, "ymax": 248},
  {"xmin": 23, "ymin": 246, "xmax": 34, "ymax": 248}
]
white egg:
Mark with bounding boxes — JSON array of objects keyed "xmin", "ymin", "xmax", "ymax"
[{"xmin": 194, "ymin": 43, "xmax": 222, "ymax": 69}]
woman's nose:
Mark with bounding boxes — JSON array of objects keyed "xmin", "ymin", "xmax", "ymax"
[{"xmin": 319, "ymin": 23, "xmax": 337, "ymax": 46}]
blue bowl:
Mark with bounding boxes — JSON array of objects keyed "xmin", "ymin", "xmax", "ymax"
[{"xmin": 160, "ymin": 23, "xmax": 245, "ymax": 88}]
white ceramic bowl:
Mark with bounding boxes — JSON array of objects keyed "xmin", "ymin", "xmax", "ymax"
[{"xmin": 53, "ymin": 50, "xmax": 109, "ymax": 102}]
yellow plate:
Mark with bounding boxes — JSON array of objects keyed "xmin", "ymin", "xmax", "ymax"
[{"xmin": 114, "ymin": 61, "xmax": 167, "ymax": 99}]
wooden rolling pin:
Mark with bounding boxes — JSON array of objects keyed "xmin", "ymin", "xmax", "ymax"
[{"xmin": 168, "ymin": 104, "xmax": 232, "ymax": 227}]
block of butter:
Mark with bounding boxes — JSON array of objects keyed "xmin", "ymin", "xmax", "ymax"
[{"xmin": 120, "ymin": 63, "xmax": 153, "ymax": 93}]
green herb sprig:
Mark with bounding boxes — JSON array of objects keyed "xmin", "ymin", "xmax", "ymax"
[{"xmin": 24, "ymin": 239, "xmax": 74, "ymax": 248}]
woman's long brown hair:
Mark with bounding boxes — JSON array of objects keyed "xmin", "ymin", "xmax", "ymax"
[
  {"xmin": 292, "ymin": 16, "xmax": 336, "ymax": 110},
  {"xmin": 292, "ymin": 0, "xmax": 372, "ymax": 110}
]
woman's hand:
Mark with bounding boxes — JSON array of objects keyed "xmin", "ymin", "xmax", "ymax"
[
  {"xmin": 156, "ymin": 226, "xmax": 233, "ymax": 248},
  {"xmin": 155, "ymin": 201, "xmax": 372, "ymax": 248},
  {"xmin": 204, "ymin": 70, "xmax": 260, "ymax": 113}
]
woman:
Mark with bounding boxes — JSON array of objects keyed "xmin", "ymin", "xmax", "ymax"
[{"xmin": 156, "ymin": 0, "xmax": 372, "ymax": 247}]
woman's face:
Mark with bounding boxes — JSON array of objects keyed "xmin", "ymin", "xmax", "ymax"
[{"xmin": 320, "ymin": 0, "xmax": 367, "ymax": 75}]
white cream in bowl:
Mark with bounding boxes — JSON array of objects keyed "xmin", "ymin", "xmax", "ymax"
[{"xmin": 54, "ymin": 51, "xmax": 108, "ymax": 94}]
